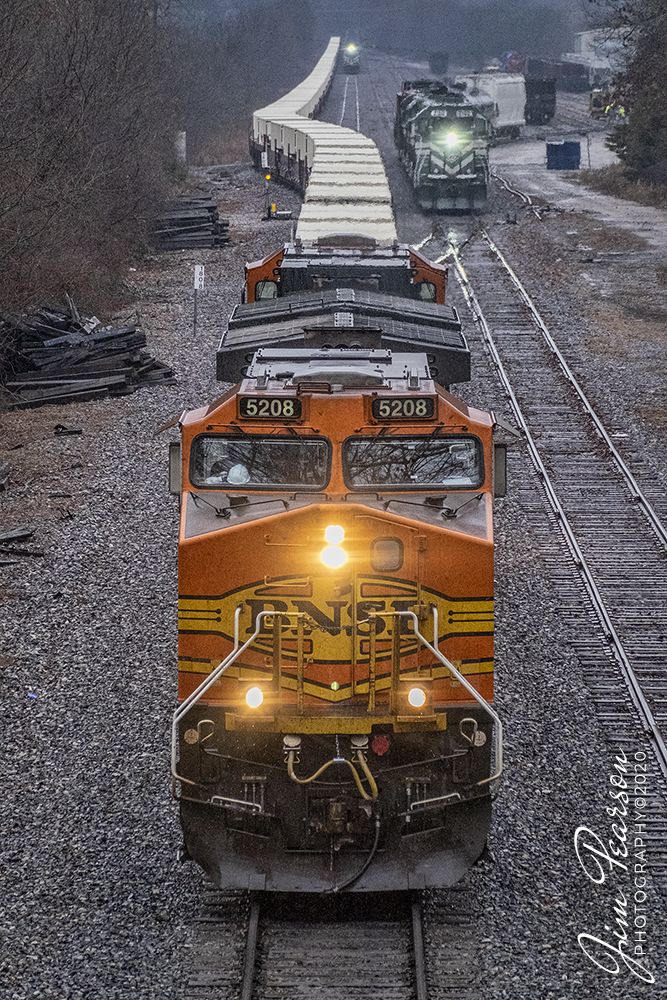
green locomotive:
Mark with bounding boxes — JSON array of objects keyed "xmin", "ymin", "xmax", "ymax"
[{"xmin": 395, "ymin": 81, "xmax": 490, "ymax": 212}]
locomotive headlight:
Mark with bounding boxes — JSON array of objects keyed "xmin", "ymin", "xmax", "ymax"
[
  {"xmin": 408, "ymin": 686, "xmax": 427, "ymax": 708},
  {"xmin": 445, "ymin": 131, "xmax": 459, "ymax": 147},
  {"xmin": 321, "ymin": 525, "xmax": 347, "ymax": 567},
  {"xmin": 245, "ymin": 686, "xmax": 264, "ymax": 708},
  {"xmin": 346, "ymin": 44, "xmax": 356, "ymax": 52},
  {"xmin": 399, "ymin": 677, "xmax": 433, "ymax": 715},
  {"xmin": 321, "ymin": 545, "xmax": 347, "ymax": 569}
]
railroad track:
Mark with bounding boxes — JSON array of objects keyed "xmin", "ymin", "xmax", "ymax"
[
  {"xmin": 184, "ymin": 889, "xmax": 482, "ymax": 999},
  {"xmin": 339, "ymin": 75, "xmax": 360, "ymax": 132},
  {"xmin": 490, "ymin": 169, "xmax": 550, "ymax": 219},
  {"xmin": 440, "ymin": 232, "xmax": 667, "ymax": 886}
]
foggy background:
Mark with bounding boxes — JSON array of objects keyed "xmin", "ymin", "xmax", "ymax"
[
  {"xmin": 181, "ymin": 0, "xmax": 587, "ymax": 66},
  {"xmin": 311, "ymin": 0, "xmax": 587, "ymax": 65},
  {"xmin": 0, "ymin": 0, "xmax": 593, "ymax": 310}
]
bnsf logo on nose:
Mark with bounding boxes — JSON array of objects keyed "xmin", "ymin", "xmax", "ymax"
[
  {"xmin": 178, "ymin": 577, "xmax": 493, "ymax": 664},
  {"xmin": 245, "ymin": 598, "xmax": 419, "ymax": 636}
]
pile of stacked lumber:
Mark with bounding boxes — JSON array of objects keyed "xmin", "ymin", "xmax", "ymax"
[
  {"xmin": 0, "ymin": 303, "xmax": 176, "ymax": 410},
  {"xmin": 153, "ymin": 194, "xmax": 230, "ymax": 250}
]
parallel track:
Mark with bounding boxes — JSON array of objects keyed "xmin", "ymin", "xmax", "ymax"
[
  {"xmin": 185, "ymin": 890, "xmax": 482, "ymax": 1000},
  {"xmin": 448, "ymin": 234, "xmax": 667, "ymax": 884}
]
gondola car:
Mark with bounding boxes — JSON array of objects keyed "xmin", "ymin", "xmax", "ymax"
[{"xmin": 395, "ymin": 81, "xmax": 490, "ymax": 211}]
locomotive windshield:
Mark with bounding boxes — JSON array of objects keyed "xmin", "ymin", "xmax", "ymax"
[
  {"xmin": 191, "ymin": 435, "xmax": 330, "ymax": 489},
  {"xmin": 343, "ymin": 435, "xmax": 483, "ymax": 489}
]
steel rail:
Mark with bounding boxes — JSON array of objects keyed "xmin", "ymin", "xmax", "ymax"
[
  {"xmin": 240, "ymin": 895, "xmax": 261, "ymax": 1000},
  {"xmin": 411, "ymin": 896, "xmax": 428, "ymax": 1000},
  {"xmin": 490, "ymin": 167, "xmax": 547, "ymax": 218},
  {"xmin": 354, "ymin": 75, "xmax": 360, "ymax": 133},
  {"xmin": 236, "ymin": 892, "xmax": 433, "ymax": 998},
  {"xmin": 482, "ymin": 228, "xmax": 667, "ymax": 552},
  {"xmin": 366, "ymin": 51, "xmax": 395, "ymax": 131},
  {"xmin": 451, "ymin": 245, "xmax": 667, "ymax": 782},
  {"xmin": 339, "ymin": 76, "xmax": 349, "ymax": 126}
]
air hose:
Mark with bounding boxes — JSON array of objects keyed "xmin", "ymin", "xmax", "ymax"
[
  {"xmin": 328, "ymin": 814, "xmax": 382, "ymax": 893},
  {"xmin": 286, "ymin": 750, "xmax": 378, "ymax": 801}
]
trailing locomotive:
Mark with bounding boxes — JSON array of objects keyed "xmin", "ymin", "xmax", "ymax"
[
  {"xmin": 170, "ymin": 232, "xmax": 504, "ymax": 892},
  {"xmin": 394, "ymin": 81, "xmax": 490, "ymax": 212}
]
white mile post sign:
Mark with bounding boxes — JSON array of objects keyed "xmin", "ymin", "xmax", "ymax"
[{"xmin": 193, "ymin": 265, "xmax": 205, "ymax": 333}]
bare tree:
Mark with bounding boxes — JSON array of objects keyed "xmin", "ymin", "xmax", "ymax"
[{"xmin": 0, "ymin": 0, "xmax": 176, "ymax": 309}]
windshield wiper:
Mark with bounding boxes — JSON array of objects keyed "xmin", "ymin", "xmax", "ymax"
[
  {"xmin": 191, "ymin": 492, "xmax": 290, "ymax": 518},
  {"xmin": 382, "ymin": 493, "xmax": 483, "ymax": 519}
]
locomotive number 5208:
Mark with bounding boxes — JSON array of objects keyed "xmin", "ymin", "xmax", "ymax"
[
  {"xmin": 372, "ymin": 397, "xmax": 435, "ymax": 419},
  {"xmin": 239, "ymin": 397, "xmax": 302, "ymax": 418}
]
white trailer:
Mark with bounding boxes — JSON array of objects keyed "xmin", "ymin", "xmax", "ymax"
[{"xmin": 454, "ymin": 73, "xmax": 526, "ymax": 138}]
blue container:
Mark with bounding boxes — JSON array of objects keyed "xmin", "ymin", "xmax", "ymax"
[{"xmin": 546, "ymin": 140, "xmax": 581, "ymax": 170}]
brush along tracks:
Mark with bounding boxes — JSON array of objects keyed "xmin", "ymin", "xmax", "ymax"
[
  {"xmin": 450, "ymin": 233, "xmax": 667, "ymax": 885},
  {"xmin": 184, "ymin": 889, "xmax": 482, "ymax": 1000}
]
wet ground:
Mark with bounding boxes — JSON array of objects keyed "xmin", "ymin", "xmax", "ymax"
[{"xmin": 2, "ymin": 48, "xmax": 666, "ymax": 1000}]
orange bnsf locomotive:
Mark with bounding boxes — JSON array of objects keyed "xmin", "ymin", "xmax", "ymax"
[{"xmin": 170, "ymin": 237, "xmax": 504, "ymax": 892}]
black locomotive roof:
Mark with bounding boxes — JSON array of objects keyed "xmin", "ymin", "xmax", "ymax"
[
  {"xmin": 216, "ymin": 289, "xmax": 469, "ymax": 387},
  {"xmin": 229, "ymin": 288, "xmax": 461, "ymax": 332},
  {"xmin": 279, "ymin": 241, "xmax": 413, "ymax": 270}
]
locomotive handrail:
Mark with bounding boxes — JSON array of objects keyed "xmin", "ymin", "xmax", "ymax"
[
  {"xmin": 368, "ymin": 610, "xmax": 503, "ymax": 796},
  {"xmin": 407, "ymin": 610, "xmax": 503, "ymax": 794},
  {"xmin": 172, "ymin": 608, "xmax": 312, "ymax": 787},
  {"xmin": 171, "ymin": 607, "xmax": 271, "ymax": 786},
  {"xmin": 173, "ymin": 608, "xmax": 502, "ymax": 796}
]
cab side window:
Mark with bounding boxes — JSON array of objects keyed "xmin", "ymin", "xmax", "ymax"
[
  {"xmin": 416, "ymin": 281, "xmax": 436, "ymax": 302},
  {"xmin": 255, "ymin": 279, "xmax": 278, "ymax": 299}
]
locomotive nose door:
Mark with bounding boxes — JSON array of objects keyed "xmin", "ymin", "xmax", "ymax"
[{"xmin": 351, "ymin": 521, "xmax": 427, "ymax": 710}]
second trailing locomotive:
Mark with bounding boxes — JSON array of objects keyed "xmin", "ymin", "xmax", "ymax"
[{"xmin": 395, "ymin": 81, "xmax": 490, "ymax": 211}]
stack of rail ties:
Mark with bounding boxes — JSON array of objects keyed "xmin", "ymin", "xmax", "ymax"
[
  {"xmin": 153, "ymin": 194, "xmax": 230, "ymax": 250},
  {"xmin": 1, "ymin": 302, "xmax": 175, "ymax": 410}
]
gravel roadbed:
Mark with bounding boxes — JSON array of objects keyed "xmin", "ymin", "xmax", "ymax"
[{"xmin": 2, "ymin": 70, "xmax": 666, "ymax": 999}]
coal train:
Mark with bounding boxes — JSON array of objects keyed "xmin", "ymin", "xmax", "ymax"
[
  {"xmin": 170, "ymin": 40, "xmax": 504, "ymax": 893},
  {"xmin": 395, "ymin": 80, "xmax": 490, "ymax": 211}
]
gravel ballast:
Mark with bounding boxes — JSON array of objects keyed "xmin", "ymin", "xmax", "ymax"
[{"xmin": 2, "ymin": 62, "xmax": 667, "ymax": 1000}]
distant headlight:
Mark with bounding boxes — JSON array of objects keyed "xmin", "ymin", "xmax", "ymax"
[
  {"xmin": 445, "ymin": 132, "xmax": 459, "ymax": 147},
  {"xmin": 246, "ymin": 687, "xmax": 264, "ymax": 708},
  {"xmin": 325, "ymin": 524, "xmax": 345, "ymax": 544},
  {"xmin": 346, "ymin": 44, "xmax": 356, "ymax": 52}
]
